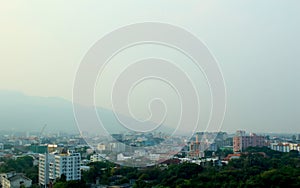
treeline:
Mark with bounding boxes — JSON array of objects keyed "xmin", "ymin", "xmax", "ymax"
[
  {"xmin": 81, "ymin": 147, "xmax": 300, "ymax": 188},
  {"xmin": 2, "ymin": 147, "xmax": 298, "ymax": 188}
]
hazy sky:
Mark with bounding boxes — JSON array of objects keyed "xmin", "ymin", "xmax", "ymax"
[{"xmin": 0, "ymin": 0, "xmax": 299, "ymax": 133}]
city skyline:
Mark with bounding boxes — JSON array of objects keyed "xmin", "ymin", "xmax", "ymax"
[
  {"xmin": 1, "ymin": 1, "xmax": 299, "ymax": 133},
  {"xmin": 0, "ymin": 89, "xmax": 299, "ymax": 134},
  {"xmin": 0, "ymin": 1, "xmax": 299, "ymax": 187}
]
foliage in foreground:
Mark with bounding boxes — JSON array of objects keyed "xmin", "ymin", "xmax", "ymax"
[
  {"xmin": 1, "ymin": 147, "xmax": 299, "ymax": 187},
  {"xmin": 82, "ymin": 147, "xmax": 300, "ymax": 188}
]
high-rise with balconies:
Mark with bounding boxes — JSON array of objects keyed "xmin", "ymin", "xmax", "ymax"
[{"xmin": 39, "ymin": 150, "xmax": 81, "ymax": 187}]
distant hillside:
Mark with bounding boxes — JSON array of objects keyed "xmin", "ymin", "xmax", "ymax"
[
  {"xmin": 0, "ymin": 90, "xmax": 78, "ymax": 132},
  {"xmin": 0, "ymin": 90, "xmax": 174, "ymax": 135}
]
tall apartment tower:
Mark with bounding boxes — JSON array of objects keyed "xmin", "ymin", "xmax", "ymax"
[
  {"xmin": 233, "ymin": 130, "xmax": 266, "ymax": 152},
  {"xmin": 39, "ymin": 150, "xmax": 81, "ymax": 187}
]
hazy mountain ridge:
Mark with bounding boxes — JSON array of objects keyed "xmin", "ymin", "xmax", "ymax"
[
  {"xmin": 0, "ymin": 90, "xmax": 77, "ymax": 132},
  {"xmin": 0, "ymin": 90, "xmax": 174, "ymax": 134}
]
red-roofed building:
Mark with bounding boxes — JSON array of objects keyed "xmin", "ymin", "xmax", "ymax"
[{"xmin": 223, "ymin": 153, "xmax": 241, "ymax": 161}]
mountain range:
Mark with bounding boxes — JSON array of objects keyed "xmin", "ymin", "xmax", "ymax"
[{"xmin": 0, "ymin": 90, "xmax": 174, "ymax": 135}]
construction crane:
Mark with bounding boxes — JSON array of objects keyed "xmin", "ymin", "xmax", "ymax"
[
  {"xmin": 39, "ymin": 124, "xmax": 47, "ymax": 144},
  {"xmin": 35, "ymin": 124, "xmax": 47, "ymax": 153}
]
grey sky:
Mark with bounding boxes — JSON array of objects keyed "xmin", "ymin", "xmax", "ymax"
[{"xmin": 0, "ymin": 1, "xmax": 299, "ymax": 133}]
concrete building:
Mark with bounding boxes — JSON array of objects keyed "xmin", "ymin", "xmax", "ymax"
[
  {"xmin": 270, "ymin": 142, "xmax": 300, "ymax": 153},
  {"xmin": 188, "ymin": 133, "xmax": 219, "ymax": 158},
  {"xmin": 0, "ymin": 143, "xmax": 4, "ymax": 150},
  {"xmin": 233, "ymin": 131, "xmax": 266, "ymax": 152},
  {"xmin": 90, "ymin": 153, "xmax": 107, "ymax": 162},
  {"xmin": 148, "ymin": 154, "xmax": 160, "ymax": 161},
  {"xmin": 0, "ymin": 173, "xmax": 10, "ymax": 188},
  {"xmin": 0, "ymin": 173, "xmax": 32, "ymax": 188},
  {"xmin": 117, "ymin": 153, "xmax": 132, "ymax": 161},
  {"xmin": 97, "ymin": 143, "xmax": 106, "ymax": 151},
  {"xmin": 297, "ymin": 134, "xmax": 300, "ymax": 142},
  {"xmin": 39, "ymin": 150, "xmax": 81, "ymax": 187}
]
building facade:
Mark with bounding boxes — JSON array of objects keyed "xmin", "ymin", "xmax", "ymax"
[
  {"xmin": 0, "ymin": 174, "xmax": 10, "ymax": 188},
  {"xmin": 0, "ymin": 173, "xmax": 32, "ymax": 188},
  {"xmin": 39, "ymin": 150, "xmax": 81, "ymax": 187},
  {"xmin": 90, "ymin": 153, "xmax": 107, "ymax": 162},
  {"xmin": 233, "ymin": 131, "xmax": 266, "ymax": 152},
  {"xmin": 270, "ymin": 142, "xmax": 300, "ymax": 153}
]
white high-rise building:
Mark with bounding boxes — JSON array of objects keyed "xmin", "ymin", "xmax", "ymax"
[{"xmin": 39, "ymin": 150, "xmax": 81, "ymax": 187}]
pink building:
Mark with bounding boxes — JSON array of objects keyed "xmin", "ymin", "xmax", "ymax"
[{"xmin": 233, "ymin": 131, "xmax": 266, "ymax": 152}]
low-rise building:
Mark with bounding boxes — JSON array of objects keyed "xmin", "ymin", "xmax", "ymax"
[
  {"xmin": 223, "ymin": 153, "xmax": 241, "ymax": 162},
  {"xmin": 0, "ymin": 173, "xmax": 10, "ymax": 188},
  {"xmin": 148, "ymin": 154, "xmax": 160, "ymax": 161},
  {"xmin": 90, "ymin": 153, "xmax": 107, "ymax": 162},
  {"xmin": 117, "ymin": 153, "xmax": 132, "ymax": 161},
  {"xmin": 0, "ymin": 173, "xmax": 32, "ymax": 188},
  {"xmin": 270, "ymin": 142, "xmax": 300, "ymax": 153}
]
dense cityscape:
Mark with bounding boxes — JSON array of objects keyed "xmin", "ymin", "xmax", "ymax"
[
  {"xmin": 2, "ymin": 1, "xmax": 300, "ymax": 188},
  {"xmin": 0, "ymin": 130, "xmax": 299, "ymax": 187}
]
